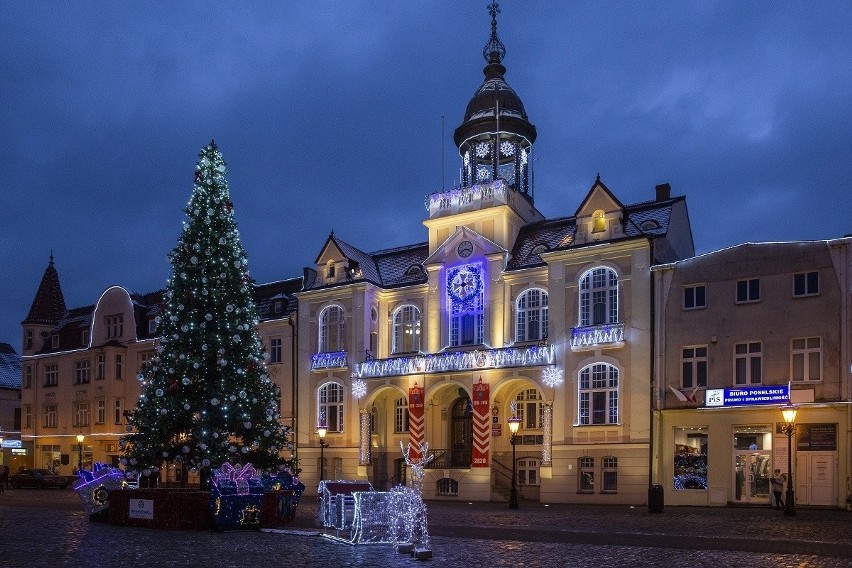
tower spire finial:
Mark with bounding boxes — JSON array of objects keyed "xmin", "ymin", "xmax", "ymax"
[{"xmin": 483, "ymin": 1, "xmax": 505, "ymax": 65}]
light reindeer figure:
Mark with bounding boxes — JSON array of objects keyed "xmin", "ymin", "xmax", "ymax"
[{"xmin": 391, "ymin": 441, "xmax": 434, "ymax": 549}]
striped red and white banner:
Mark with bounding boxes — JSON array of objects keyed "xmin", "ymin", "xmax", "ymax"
[
  {"xmin": 472, "ymin": 379, "xmax": 490, "ymax": 467},
  {"xmin": 408, "ymin": 385, "xmax": 425, "ymax": 461}
]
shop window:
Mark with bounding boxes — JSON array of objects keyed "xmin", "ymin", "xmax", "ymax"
[
  {"xmin": 579, "ymin": 456, "xmax": 595, "ymax": 493},
  {"xmin": 673, "ymin": 428, "xmax": 708, "ymax": 490},
  {"xmin": 436, "ymin": 478, "xmax": 458, "ymax": 496}
]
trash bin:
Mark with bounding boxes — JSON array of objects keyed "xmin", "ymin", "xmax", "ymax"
[{"xmin": 648, "ymin": 483, "xmax": 664, "ymax": 513}]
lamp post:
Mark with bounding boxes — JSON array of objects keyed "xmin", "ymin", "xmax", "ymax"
[
  {"xmin": 508, "ymin": 415, "xmax": 522, "ymax": 509},
  {"xmin": 781, "ymin": 403, "xmax": 797, "ymax": 516},
  {"xmin": 76, "ymin": 433, "xmax": 85, "ymax": 473},
  {"xmin": 317, "ymin": 426, "xmax": 328, "ymax": 482}
]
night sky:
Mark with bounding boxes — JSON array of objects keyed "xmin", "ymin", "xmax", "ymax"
[{"xmin": 1, "ymin": 2, "xmax": 850, "ymax": 350}]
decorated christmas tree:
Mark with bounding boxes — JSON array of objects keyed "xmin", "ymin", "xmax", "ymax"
[{"xmin": 121, "ymin": 141, "xmax": 291, "ymax": 484}]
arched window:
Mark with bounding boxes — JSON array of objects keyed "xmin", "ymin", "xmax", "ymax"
[
  {"xmin": 392, "ymin": 305, "xmax": 421, "ymax": 354},
  {"xmin": 592, "ymin": 210, "xmax": 606, "ymax": 233},
  {"xmin": 515, "ymin": 388, "xmax": 543, "ymax": 430},
  {"xmin": 516, "ymin": 289, "xmax": 548, "ymax": 342},
  {"xmin": 319, "ymin": 305, "xmax": 345, "ymax": 353},
  {"xmin": 578, "ymin": 363, "xmax": 619, "ymax": 425},
  {"xmin": 317, "ymin": 382, "xmax": 344, "ymax": 432},
  {"xmin": 579, "ymin": 267, "xmax": 618, "ymax": 326}
]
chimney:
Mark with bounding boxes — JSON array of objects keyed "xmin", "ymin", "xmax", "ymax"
[{"xmin": 655, "ymin": 183, "xmax": 671, "ymax": 201}]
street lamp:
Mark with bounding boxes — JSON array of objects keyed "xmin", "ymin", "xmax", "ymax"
[
  {"xmin": 76, "ymin": 433, "xmax": 85, "ymax": 473},
  {"xmin": 508, "ymin": 415, "xmax": 522, "ymax": 509},
  {"xmin": 317, "ymin": 426, "xmax": 328, "ymax": 481},
  {"xmin": 781, "ymin": 403, "xmax": 798, "ymax": 517}
]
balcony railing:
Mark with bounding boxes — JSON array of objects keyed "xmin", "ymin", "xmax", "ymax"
[
  {"xmin": 353, "ymin": 343, "xmax": 554, "ymax": 379},
  {"xmin": 570, "ymin": 323, "xmax": 624, "ymax": 350},
  {"xmin": 310, "ymin": 351, "xmax": 348, "ymax": 371}
]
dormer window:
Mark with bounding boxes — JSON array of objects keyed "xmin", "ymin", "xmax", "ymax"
[
  {"xmin": 106, "ymin": 314, "xmax": 124, "ymax": 339},
  {"xmin": 327, "ymin": 263, "xmax": 336, "ymax": 278},
  {"xmin": 81, "ymin": 329, "xmax": 90, "ymax": 346},
  {"xmin": 273, "ymin": 300, "xmax": 283, "ymax": 315},
  {"xmin": 51, "ymin": 334, "xmax": 59, "ymax": 349},
  {"xmin": 592, "ymin": 210, "xmax": 606, "ymax": 233}
]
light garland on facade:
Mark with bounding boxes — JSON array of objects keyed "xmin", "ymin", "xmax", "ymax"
[
  {"xmin": 359, "ymin": 410, "xmax": 371, "ymax": 465},
  {"xmin": 541, "ymin": 365, "xmax": 564, "ymax": 388},
  {"xmin": 542, "ymin": 402, "xmax": 553, "ymax": 465},
  {"xmin": 571, "ymin": 323, "xmax": 624, "ymax": 349},
  {"xmin": 426, "ymin": 179, "xmax": 508, "ymax": 215}
]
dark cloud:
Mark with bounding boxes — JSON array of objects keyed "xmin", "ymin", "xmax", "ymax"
[{"xmin": 1, "ymin": 1, "xmax": 850, "ymax": 348}]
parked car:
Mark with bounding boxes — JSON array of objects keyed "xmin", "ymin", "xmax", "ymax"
[{"xmin": 10, "ymin": 468, "xmax": 70, "ymax": 489}]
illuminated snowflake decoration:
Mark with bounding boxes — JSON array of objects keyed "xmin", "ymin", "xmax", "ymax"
[
  {"xmin": 500, "ymin": 140, "xmax": 515, "ymax": 156},
  {"xmin": 542, "ymin": 365, "xmax": 564, "ymax": 388},
  {"xmin": 352, "ymin": 379, "xmax": 367, "ymax": 399},
  {"xmin": 475, "ymin": 141, "xmax": 490, "ymax": 158}
]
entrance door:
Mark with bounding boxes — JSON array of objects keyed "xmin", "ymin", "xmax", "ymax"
[
  {"xmin": 805, "ymin": 453, "xmax": 836, "ymax": 506},
  {"xmin": 450, "ymin": 397, "xmax": 472, "ymax": 467},
  {"xmin": 734, "ymin": 451, "xmax": 771, "ymax": 504}
]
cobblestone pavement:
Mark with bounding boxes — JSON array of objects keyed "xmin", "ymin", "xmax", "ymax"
[{"xmin": 2, "ymin": 488, "xmax": 851, "ymax": 567}]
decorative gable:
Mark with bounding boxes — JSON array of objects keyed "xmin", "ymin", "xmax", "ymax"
[
  {"xmin": 574, "ymin": 177, "xmax": 625, "ymax": 244},
  {"xmin": 423, "ymin": 226, "xmax": 507, "ymax": 268}
]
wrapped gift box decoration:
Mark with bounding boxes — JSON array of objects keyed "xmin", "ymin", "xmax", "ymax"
[
  {"xmin": 210, "ymin": 462, "xmax": 265, "ymax": 530},
  {"xmin": 73, "ymin": 462, "xmax": 129, "ymax": 516}
]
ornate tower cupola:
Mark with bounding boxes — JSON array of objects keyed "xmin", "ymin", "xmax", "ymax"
[{"xmin": 453, "ymin": 1, "xmax": 537, "ymax": 200}]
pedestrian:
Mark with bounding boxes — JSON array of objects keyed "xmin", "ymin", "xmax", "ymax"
[{"xmin": 771, "ymin": 468, "xmax": 785, "ymax": 510}]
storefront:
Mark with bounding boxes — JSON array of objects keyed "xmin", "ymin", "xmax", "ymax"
[{"xmin": 658, "ymin": 386, "xmax": 847, "ymax": 508}]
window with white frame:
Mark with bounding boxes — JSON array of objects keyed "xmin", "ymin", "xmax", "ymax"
[
  {"xmin": 106, "ymin": 314, "xmax": 124, "ymax": 338},
  {"xmin": 579, "ymin": 456, "xmax": 595, "ymax": 493},
  {"xmin": 393, "ymin": 305, "xmax": 421, "ymax": 353},
  {"xmin": 683, "ymin": 285, "xmax": 706, "ymax": 309},
  {"xmin": 44, "ymin": 363, "xmax": 58, "ymax": 387},
  {"xmin": 579, "ymin": 267, "xmax": 618, "ymax": 326},
  {"xmin": 734, "ymin": 342, "xmax": 762, "ymax": 385},
  {"xmin": 394, "ymin": 397, "xmax": 409, "ymax": 433},
  {"xmin": 516, "ymin": 288, "xmax": 548, "ymax": 342},
  {"xmin": 269, "ymin": 337, "xmax": 282, "ymax": 363},
  {"xmin": 24, "ymin": 404, "xmax": 31, "ymax": 429},
  {"xmin": 515, "ymin": 388, "xmax": 544, "ymax": 430},
  {"xmin": 319, "ymin": 306, "xmax": 345, "ymax": 353},
  {"xmin": 793, "ymin": 271, "xmax": 819, "ymax": 297},
  {"xmin": 74, "ymin": 402, "xmax": 90, "ymax": 427},
  {"xmin": 115, "ymin": 354, "xmax": 123, "ymax": 379},
  {"xmin": 74, "ymin": 360, "xmax": 90, "ymax": 384},
  {"xmin": 44, "ymin": 404, "xmax": 57, "ymax": 428},
  {"xmin": 518, "ymin": 457, "xmax": 540, "ymax": 486},
  {"xmin": 318, "ymin": 382, "xmax": 344, "ymax": 432},
  {"xmin": 682, "ymin": 346, "xmax": 708, "ymax": 388},
  {"xmin": 578, "ymin": 363, "xmax": 619, "ymax": 425},
  {"xmin": 736, "ymin": 278, "xmax": 760, "ymax": 303},
  {"xmin": 447, "ymin": 263, "xmax": 485, "ymax": 347},
  {"xmin": 114, "ymin": 398, "xmax": 123, "ymax": 424},
  {"xmin": 792, "ymin": 337, "xmax": 821, "ymax": 382},
  {"xmin": 602, "ymin": 456, "xmax": 618, "ymax": 492},
  {"xmin": 96, "ymin": 354, "xmax": 105, "ymax": 379},
  {"xmin": 96, "ymin": 400, "xmax": 106, "ymax": 424}
]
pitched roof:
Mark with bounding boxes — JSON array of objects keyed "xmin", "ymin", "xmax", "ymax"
[
  {"xmin": 306, "ymin": 237, "xmax": 429, "ymax": 291},
  {"xmin": 23, "ymin": 256, "xmax": 66, "ymax": 325},
  {"xmin": 0, "ymin": 343, "xmax": 21, "ymax": 389},
  {"xmin": 254, "ymin": 278, "xmax": 302, "ymax": 320}
]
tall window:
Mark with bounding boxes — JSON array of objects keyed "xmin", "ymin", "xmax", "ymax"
[
  {"xmin": 44, "ymin": 404, "xmax": 57, "ymax": 428},
  {"xmin": 793, "ymin": 271, "xmax": 819, "ymax": 297},
  {"xmin": 393, "ymin": 305, "xmax": 421, "ymax": 353},
  {"xmin": 683, "ymin": 285, "xmax": 706, "ymax": 309},
  {"xmin": 318, "ymin": 382, "xmax": 344, "ymax": 433},
  {"xmin": 24, "ymin": 404, "xmax": 31, "ymax": 429},
  {"xmin": 106, "ymin": 314, "xmax": 124, "ymax": 338},
  {"xmin": 114, "ymin": 398, "xmax": 123, "ymax": 424},
  {"xmin": 674, "ymin": 428, "xmax": 708, "ymax": 490},
  {"xmin": 736, "ymin": 278, "xmax": 760, "ymax": 303},
  {"xmin": 319, "ymin": 306, "xmax": 345, "ymax": 353},
  {"xmin": 74, "ymin": 360, "xmax": 90, "ymax": 384},
  {"xmin": 394, "ymin": 397, "xmax": 409, "ymax": 433},
  {"xmin": 516, "ymin": 289, "xmax": 548, "ymax": 342},
  {"xmin": 602, "ymin": 456, "xmax": 618, "ymax": 493},
  {"xmin": 792, "ymin": 337, "xmax": 821, "ymax": 382},
  {"xmin": 579, "ymin": 267, "xmax": 618, "ymax": 326},
  {"xmin": 515, "ymin": 388, "xmax": 544, "ymax": 430},
  {"xmin": 682, "ymin": 346, "xmax": 708, "ymax": 388},
  {"xmin": 44, "ymin": 364, "xmax": 58, "ymax": 387},
  {"xmin": 96, "ymin": 400, "xmax": 106, "ymax": 424},
  {"xmin": 579, "ymin": 456, "xmax": 595, "ymax": 493},
  {"xmin": 448, "ymin": 263, "xmax": 484, "ymax": 346},
  {"xmin": 115, "ymin": 354, "xmax": 123, "ymax": 379},
  {"xmin": 25, "ymin": 330, "xmax": 33, "ymax": 350},
  {"xmin": 734, "ymin": 342, "xmax": 762, "ymax": 385},
  {"xmin": 96, "ymin": 354, "xmax": 105, "ymax": 380},
  {"xmin": 578, "ymin": 363, "xmax": 619, "ymax": 425},
  {"xmin": 269, "ymin": 337, "xmax": 282, "ymax": 363},
  {"xmin": 74, "ymin": 402, "xmax": 90, "ymax": 427},
  {"xmin": 23, "ymin": 365, "xmax": 32, "ymax": 389}
]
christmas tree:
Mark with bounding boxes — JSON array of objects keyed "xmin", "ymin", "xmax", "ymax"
[{"xmin": 122, "ymin": 141, "xmax": 291, "ymax": 484}]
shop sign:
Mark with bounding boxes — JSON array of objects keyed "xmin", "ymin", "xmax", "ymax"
[
  {"xmin": 796, "ymin": 423, "xmax": 837, "ymax": 452},
  {"xmin": 129, "ymin": 499, "xmax": 154, "ymax": 519},
  {"xmin": 0, "ymin": 439, "xmax": 21, "ymax": 448},
  {"xmin": 705, "ymin": 385, "xmax": 789, "ymax": 407}
]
